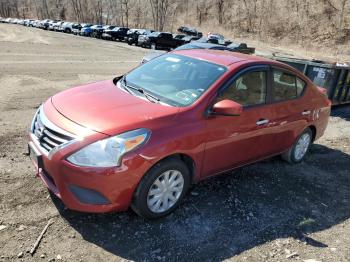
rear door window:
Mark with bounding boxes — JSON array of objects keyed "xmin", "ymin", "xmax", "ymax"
[{"xmin": 272, "ymin": 70, "xmax": 305, "ymax": 101}]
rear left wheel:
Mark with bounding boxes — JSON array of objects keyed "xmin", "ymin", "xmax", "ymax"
[
  {"xmin": 132, "ymin": 158, "xmax": 190, "ymax": 219},
  {"xmin": 282, "ymin": 128, "xmax": 313, "ymax": 164}
]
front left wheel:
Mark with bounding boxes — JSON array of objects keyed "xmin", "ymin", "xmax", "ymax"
[{"xmin": 132, "ymin": 158, "xmax": 190, "ymax": 219}]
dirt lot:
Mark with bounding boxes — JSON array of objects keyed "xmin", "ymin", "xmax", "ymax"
[{"xmin": 0, "ymin": 24, "xmax": 350, "ymax": 262}]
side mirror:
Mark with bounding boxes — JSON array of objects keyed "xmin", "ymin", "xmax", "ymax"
[{"xmin": 210, "ymin": 99, "xmax": 243, "ymax": 116}]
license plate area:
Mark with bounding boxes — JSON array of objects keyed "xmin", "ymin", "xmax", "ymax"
[{"xmin": 28, "ymin": 142, "xmax": 43, "ymax": 171}]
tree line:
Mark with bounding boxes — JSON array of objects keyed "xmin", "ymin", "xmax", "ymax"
[{"xmin": 0, "ymin": 0, "xmax": 349, "ymax": 44}]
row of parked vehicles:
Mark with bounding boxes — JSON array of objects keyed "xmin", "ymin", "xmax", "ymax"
[
  {"xmin": 2, "ymin": 17, "xmax": 350, "ymax": 105},
  {"xmin": 0, "ymin": 17, "xmax": 255, "ymax": 54}
]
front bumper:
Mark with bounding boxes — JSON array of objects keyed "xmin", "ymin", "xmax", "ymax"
[
  {"xmin": 28, "ymin": 105, "xmax": 153, "ymax": 213},
  {"xmin": 80, "ymin": 31, "xmax": 91, "ymax": 36},
  {"xmin": 102, "ymin": 33, "xmax": 112, "ymax": 39},
  {"xmin": 29, "ymin": 133, "xmax": 152, "ymax": 213}
]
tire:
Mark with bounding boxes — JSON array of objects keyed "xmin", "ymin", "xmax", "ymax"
[
  {"xmin": 151, "ymin": 43, "xmax": 157, "ymax": 50},
  {"xmin": 132, "ymin": 158, "xmax": 191, "ymax": 219},
  {"xmin": 282, "ymin": 128, "xmax": 313, "ymax": 164}
]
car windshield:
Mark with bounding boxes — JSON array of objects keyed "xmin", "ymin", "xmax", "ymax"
[
  {"xmin": 228, "ymin": 42, "xmax": 240, "ymax": 48},
  {"xmin": 150, "ymin": 32, "xmax": 160, "ymax": 37},
  {"xmin": 124, "ymin": 54, "xmax": 227, "ymax": 107}
]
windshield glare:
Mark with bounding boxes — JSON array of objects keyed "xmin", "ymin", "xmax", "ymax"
[{"xmin": 124, "ymin": 54, "xmax": 227, "ymax": 106}]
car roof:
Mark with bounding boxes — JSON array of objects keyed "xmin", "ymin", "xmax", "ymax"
[
  {"xmin": 191, "ymin": 42, "xmax": 223, "ymax": 48},
  {"xmin": 174, "ymin": 43, "xmax": 223, "ymax": 51},
  {"xmin": 172, "ymin": 49, "xmax": 273, "ymax": 67}
]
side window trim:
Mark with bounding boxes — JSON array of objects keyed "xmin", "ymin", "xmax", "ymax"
[{"xmin": 216, "ymin": 65, "xmax": 270, "ymax": 109}]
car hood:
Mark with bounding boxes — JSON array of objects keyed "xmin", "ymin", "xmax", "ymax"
[{"xmin": 51, "ymin": 79, "xmax": 180, "ymax": 136}]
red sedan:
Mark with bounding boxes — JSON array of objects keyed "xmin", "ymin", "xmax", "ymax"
[{"xmin": 28, "ymin": 50, "xmax": 331, "ymax": 218}]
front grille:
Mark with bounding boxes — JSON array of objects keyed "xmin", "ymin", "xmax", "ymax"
[{"xmin": 32, "ymin": 109, "xmax": 73, "ymax": 153}]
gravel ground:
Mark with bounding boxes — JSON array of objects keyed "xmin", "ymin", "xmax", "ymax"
[{"xmin": 0, "ymin": 24, "xmax": 349, "ymax": 262}]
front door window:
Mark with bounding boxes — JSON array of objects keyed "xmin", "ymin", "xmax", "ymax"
[{"xmin": 217, "ymin": 71, "xmax": 267, "ymax": 106}]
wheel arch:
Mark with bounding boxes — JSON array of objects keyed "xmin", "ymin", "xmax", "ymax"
[
  {"xmin": 307, "ymin": 125, "xmax": 317, "ymax": 142},
  {"xmin": 151, "ymin": 153, "xmax": 197, "ymax": 183}
]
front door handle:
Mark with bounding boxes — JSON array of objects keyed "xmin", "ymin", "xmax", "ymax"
[
  {"xmin": 256, "ymin": 119, "xmax": 269, "ymax": 126},
  {"xmin": 302, "ymin": 110, "xmax": 311, "ymax": 115}
]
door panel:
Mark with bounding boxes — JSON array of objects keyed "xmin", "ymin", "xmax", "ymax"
[
  {"xmin": 201, "ymin": 66, "xmax": 310, "ymax": 178},
  {"xmin": 202, "ymin": 67, "xmax": 273, "ymax": 177},
  {"xmin": 268, "ymin": 68, "xmax": 311, "ymax": 154},
  {"xmin": 202, "ymin": 105, "xmax": 277, "ymax": 177}
]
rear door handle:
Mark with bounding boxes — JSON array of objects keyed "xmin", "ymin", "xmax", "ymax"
[
  {"xmin": 256, "ymin": 119, "xmax": 269, "ymax": 126},
  {"xmin": 302, "ymin": 110, "xmax": 311, "ymax": 115}
]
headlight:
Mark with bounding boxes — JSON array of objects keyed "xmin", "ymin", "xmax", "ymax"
[{"xmin": 67, "ymin": 128, "xmax": 150, "ymax": 167}]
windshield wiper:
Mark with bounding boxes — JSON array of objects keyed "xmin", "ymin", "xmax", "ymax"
[
  {"xmin": 122, "ymin": 76, "xmax": 160, "ymax": 103},
  {"xmin": 140, "ymin": 89, "xmax": 160, "ymax": 103},
  {"xmin": 121, "ymin": 76, "xmax": 133, "ymax": 95}
]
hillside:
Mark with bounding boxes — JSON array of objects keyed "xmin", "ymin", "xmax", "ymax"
[{"xmin": 1, "ymin": 0, "xmax": 350, "ymax": 61}]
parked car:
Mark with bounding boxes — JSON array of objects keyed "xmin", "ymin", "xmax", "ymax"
[
  {"xmin": 28, "ymin": 50, "xmax": 331, "ymax": 219},
  {"xmin": 207, "ymin": 33, "xmax": 226, "ymax": 45},
  {"xmin": 91, "ymin": 25, "xmax": 115, "ymax": 39},
  {"xmin": 179, "ymin": 35, "xmax": 202, "ymax": 45},
  {"xmin": 24, "ymin": 19, "xmax": 34, "ymax": 26},
  {"xmin": 138, "ymin": 31, "xmax": 155, "ymax": 47},
  {"xmin": 39, "ymin": 19, "xmax": 51, "ymax": 30},
  {"xmin": 48, "ymin": 20, "xmax": 60, "ymax": 30},
  {"xmin": 29, "ymin": 20, "xmax": 38, "ymax": 27},
  {"xmin": 226, "ymin": 42, "xmax": 255, "ymax": 54},
  {"xmin": 53, "ymin": 21, "xmax": 64, "ymax": 31},
  {"xmin": 72, "ymin": 23, "xmax": 84, "ymax": 35},
  {"xmin": 142, "ymin": 31, "xmax": 181, "ymax": 50},
  {"xmin": 178, "ymin": 26, "xmax": 202, "ymax": 37},
  {"xmin": 102, "ymin": 27, "xmax": 129, "ymax": 41},
  {"xmin": 80, "ymin": 24, "xmax": 93, "ymax": 36},
  {"xmin": 140, "ymin": 42, "xmax": 237, "ymax": 64},
  {"xmin": 59, "ymin": 22, "xmax": 73, "ymax": 33},
  {"xmin": 125, "ymin": 28, "xmax": 140, "ymax": 45},
  {"xmin": 104, "ymin": 25, "xmax": 116, "ymax": 30},
  {"xmin": 174, "ymin": 34, "xmax": 186, "ymax": 40},
  {"xmin": 90, "ymin": 24, "xmax": 104, "ymax": 38}
]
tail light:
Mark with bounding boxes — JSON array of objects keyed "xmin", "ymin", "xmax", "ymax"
[
  {"xmin": 317, "ymin": 86, "xmax": 328, "ymax": 97},
  {"xmin": 317, "ymin": 86, "xmax": 332, "ymax": 106}
]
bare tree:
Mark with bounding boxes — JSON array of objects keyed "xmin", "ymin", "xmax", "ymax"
[
  {"xmin": 1, "ymin": 0, "xmax": 350, "ymax": 46},
  {"xmin": 216, "ymin": 0, "xmax": 224, "ymax": 25},
  {"xmin": 149, "ymin": 0, "xmax": 172, "ymax": 31}
]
